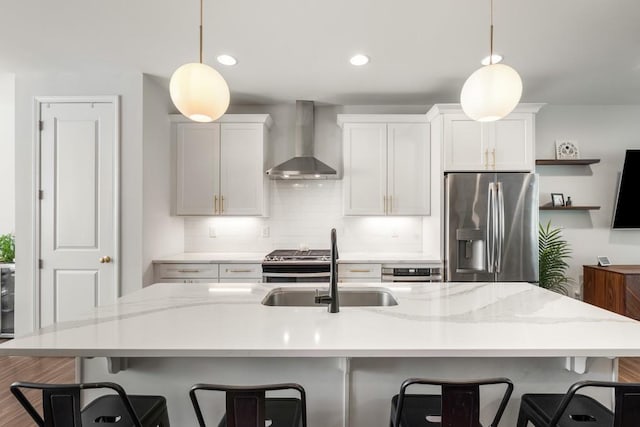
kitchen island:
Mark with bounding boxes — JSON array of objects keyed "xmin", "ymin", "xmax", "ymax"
[{"xmin": 2, "ymin": 282, "xmax": 640, "ymax": 426}]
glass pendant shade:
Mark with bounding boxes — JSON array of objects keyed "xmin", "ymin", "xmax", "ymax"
[
  {"xmin": 170, "ymin": 62, "xmax": 230, "ymax": 122},
  {"xmin": 460, "ymin": 63, "xmax": 523, "ymax": 122}
]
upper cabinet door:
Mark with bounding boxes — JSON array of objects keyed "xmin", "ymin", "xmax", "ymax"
[
  {"xmin": 343, "ymin": 123, "xmax": 388, "ymax": 215},
  {"xmin": 176, "ymin": 123, "xmax": 221, "ymax": 215},
  {"xmin": 490, "ymin": 113, "xmax": 534, "ymax": 171},
  {"xmin": 219, "ymin": 123, "xmax": 265, "ymax": 215},
  {"xmin": 443, "ymin": 114, "xmax": 490, "ymax": 171},
  {"xmin": 436, "ymin": 105, "xmax": 541, "ymax": 172},
  {"xmin": 387, "ymin": 123, "xmax": 431, "ymax": 215}
]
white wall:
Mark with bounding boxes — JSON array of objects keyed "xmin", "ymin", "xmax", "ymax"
[
  {"xmin": 183, "ymin": 104, "xmax": 440, "ymax": 256},
  {"xmin": 142, "ymin": 75, "xmax": 184, "ymax": 286},
  {"xmin": 14, "ymin": 72, "xmax": 144, "ymax": 335},
  {"xmin": 536, "ymin": 105, "xmax": 640, "ymax": 296},
  {"xmin": 0, "ymin": 74, "xmax": 15, "ymax": 235}
]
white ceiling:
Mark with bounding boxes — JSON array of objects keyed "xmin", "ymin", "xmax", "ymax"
[{"xmin": 2, "ymin": 0, "xmax": 639, "ymax": 105}]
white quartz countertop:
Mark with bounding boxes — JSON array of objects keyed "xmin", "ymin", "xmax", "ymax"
[
  {"xmin": 152, "ymin": 252, "xmax": 266, "ymax": 263},
  {"xmin": 3, "ymin": 282, "xmax": 640, "ymax": 358},
  {"xmin": 153, "ymin": 252, "xmax": 441, "ymax": 264},
  {"xmin": 338, "ymin": 252, "xmax": 441, "ymax": 264}
]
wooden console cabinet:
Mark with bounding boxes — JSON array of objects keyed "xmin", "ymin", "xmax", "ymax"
[{"xmin": 583, "ymin": 265, "xmax": 640, "ymax": 320}]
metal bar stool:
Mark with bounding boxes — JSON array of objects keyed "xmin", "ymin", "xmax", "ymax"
[
  {"xmin": 517, "ymin": 380, "xmax": 640, "ymax": 427},
  {"xmin": 390, "ymin": 377, "xmax": 514, "ymax": 427},
  {"xmin": 10, "ymin": 381, "xmax": 170, "ymax": 427},
  {"xmin": 189, "ymin": 383, "xmax": 307, "ymax": 427}
]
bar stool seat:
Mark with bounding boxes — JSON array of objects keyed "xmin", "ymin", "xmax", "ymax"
[
  {"xmin": 389, "ymin": 377, "xmax": 513, "ymax": 427},
  {"xmin": 517, "ymin": 380, "xmax": 640, "ymax": 427},
  {"xmin": 190, "ymin": 382, "xmax": 307, "ymax": 427},
  {"xmin": 83, "ymin": 394, "xmax": 170, "ymax": 426},
  {"xmin": 11, "ymin": 381, "xmax": 170, "ymax": 427}
]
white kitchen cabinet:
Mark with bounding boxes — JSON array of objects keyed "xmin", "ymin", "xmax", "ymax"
[
  {"xmin": 173, "ymin": 115, "xmax": 272, "ymax": 216},
  {"xmin": 428, "ymin": 104, "xmax": 543, "ymax": 172},
  {"xmin": 338, "ymin": 115, "xmax": 430, "ymax": 216},
  {"xmin": 219, "ymin": 263, "xmax": 262, "ymax": 281},
  {"xmin": 154, "ymin": 263, "xmax": 219, "ymax": 283},
  {"xmin": 338, "ymin": 263, "xmax": 382, "ymax": 283}
]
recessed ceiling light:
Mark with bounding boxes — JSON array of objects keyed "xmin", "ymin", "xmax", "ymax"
[
  {"xmin": 217, "ymin": 54, "xmax": 237, "ymax": 66},
  {"xmin": 350, "ymin": 54, "xmax": 369, "ymax": 66},
  {"xmin": 481, "ymin": 54, "xmax": 503, "ymax": 66}
]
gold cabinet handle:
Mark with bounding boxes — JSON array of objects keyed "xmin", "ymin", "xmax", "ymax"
[
  {"xmin": 491, "ymin": 148, "xmax": 496, "ymax": 169},
  {"xmin": 177, "ymin": 269, "xmax": 201, "ymax": 273},
  {"xmin": 349, "ymin": 269, "xmax": 371, "ymax": 273},
  {"xmin": 389, "ymin": 195, "xmax": 393, "ymax": 213},
  {"xmin": 214, "ymin": 195, "xmax": 218, "ymax": 214},
  {"xmin": 99, "ymin": 256, "xmax": 112, "ymax": 264},
  {"xmin": 484, "ymin": 149, "xmax": 489, "ymax": 169},
  {"xmin": 383, "ymin": 195, "xmax": 387, "ymax": 214},
  {"xmin": 227, "ymin": 269, "xmax": 252, "ymax": 273},
  {"xmin": 221, "ymin": 195, "xmax": 225, "ymax": 214}
]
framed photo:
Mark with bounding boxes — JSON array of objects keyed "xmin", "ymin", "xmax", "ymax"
[
  {"xmin": 551, "ymin": 193, "xmax": 565, "ymax": 207},
  {"xmin": 555, "ymin": 140, "xmax": 580, "ymax": 159}
]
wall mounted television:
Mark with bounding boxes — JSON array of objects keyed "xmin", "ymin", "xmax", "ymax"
[{"xmin": 612, "ymin": 149, "xmax": 640, "ymax": 229}]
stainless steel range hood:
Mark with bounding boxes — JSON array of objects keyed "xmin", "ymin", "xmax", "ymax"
[{"xmin": 266, "ymin": 100, "xmax": 337, "ymax": 179}]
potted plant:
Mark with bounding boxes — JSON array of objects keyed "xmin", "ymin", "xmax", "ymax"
[
  {"xmin": 0, "ymin": 233, "xmax": 15, "ymax": 264},
  {"xmin": 538, "ymin": 222, "xmax": 571, "ymax": 295}
]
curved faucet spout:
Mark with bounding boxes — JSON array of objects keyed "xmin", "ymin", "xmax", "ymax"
[{"xmin": 329, "ymin": 228, "xmax": 340, "ymax": 313}]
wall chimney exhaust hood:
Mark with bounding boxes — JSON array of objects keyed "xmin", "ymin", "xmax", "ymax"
[{"xmin": 266, "ymin": 100, "xmax": 338, "ymax": 179}]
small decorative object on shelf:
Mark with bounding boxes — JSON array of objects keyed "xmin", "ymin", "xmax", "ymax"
[
  {"xmin": 551, "ymin": 193, "xmax": 565, "ymax": 207},
  {"xmin": 565, "ymin": 196, "xmax": 572, "ymax": 207},
  {"xmin": 555, "ymin": 140, "xmax": 580, "ymax": 159}
]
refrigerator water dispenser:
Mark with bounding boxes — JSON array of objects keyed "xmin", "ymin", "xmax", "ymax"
[{"xmin": 456, "ymin": 229, "xmax": 485, "ymax": 272}]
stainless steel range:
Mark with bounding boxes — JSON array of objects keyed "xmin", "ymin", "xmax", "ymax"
[{"xmin": 262, "ymin": 249, "xmax": 331, "ymax": 283}]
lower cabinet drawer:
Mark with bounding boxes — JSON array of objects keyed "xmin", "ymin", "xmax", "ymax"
[
  {"xmin": 159, "ymin": 278, "xmax": 220, "ymax": 284},
  {"xmin": 155, "ymin": 263, "xmax": 219, "ymax": 279},
  {"xmin": 219, "ymin": 263, "xmax": 262, "ymax": 279},
  {"xmin": 338, "ymin": 263, "xmax": 382, "ymax": 279}
]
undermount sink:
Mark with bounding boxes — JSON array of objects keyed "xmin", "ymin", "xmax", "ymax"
[{"xmin": 261, "ymin": 287, "xmax": 398, "ymax": 307}]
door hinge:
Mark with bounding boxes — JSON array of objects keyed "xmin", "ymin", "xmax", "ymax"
[
  {"xmin": 39, "ymin": 120, "xmax": 44, "ymax": 131},
  {"xmin": 39, "ymin": 190, "xmax": 44, "ymax": 200},
  {"xmin": 39, "ymin": 259, "xmax": 43, "ymax": 269}
]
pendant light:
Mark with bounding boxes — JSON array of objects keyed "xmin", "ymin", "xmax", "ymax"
[
  {"xmin": 170, "ymin": 0, "xmax": 230, "ymax": 122},
  {"xmin": 460, "ymin": 0, "xmax": 522, "ymax": 122}
]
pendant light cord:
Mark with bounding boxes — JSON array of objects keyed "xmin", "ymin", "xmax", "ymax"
[
  {"xmin": 489, "ymin": 0, "xmax": 494, "ymax": 64},
  {"xmin": 199, "ymin": 0, "xmax": 203, "ymax": 64}
]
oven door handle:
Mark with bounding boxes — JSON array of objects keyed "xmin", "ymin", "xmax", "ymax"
[{"xmin": 262, "ymin": 272, "xmax": 331, "ymax": 278}]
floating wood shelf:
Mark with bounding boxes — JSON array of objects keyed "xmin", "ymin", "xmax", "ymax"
[
  {"xmin": 535, "ymin": 159, "xmax": 600, "ymax": 165},
  {"xmin": 539, "ymin": 205, "xmax": 601, "ymax": 211}
]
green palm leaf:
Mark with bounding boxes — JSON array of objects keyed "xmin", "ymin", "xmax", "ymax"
[{"xmin": 539, "ymin": 222, "xmax": 572, "ymax": 295}]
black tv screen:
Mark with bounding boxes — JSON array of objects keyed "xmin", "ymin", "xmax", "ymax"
[{"xmin": 613, "ymin": 150, "xmax": 640, "ymax": 229}]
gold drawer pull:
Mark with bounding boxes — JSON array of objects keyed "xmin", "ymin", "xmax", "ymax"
[
  {"xmin": 177, "ymin": 269, "xmax": 201, "ymax": 273},
  {"xmin": 350, "ymin": 269, "xmax": 372, "ymax": 273},
  {"xmin": 227, "ymin": 269, "xmax": 252, "ymax": 273}
]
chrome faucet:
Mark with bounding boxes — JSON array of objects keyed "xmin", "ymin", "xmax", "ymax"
[{"xmin": 314, "ymin": 228, "xmax": 339, "ymax": 313}]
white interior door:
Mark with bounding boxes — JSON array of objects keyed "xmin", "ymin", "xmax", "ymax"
[{"xmin": 39, "ymin": 99, "xmax": 118, "ymax": 327}]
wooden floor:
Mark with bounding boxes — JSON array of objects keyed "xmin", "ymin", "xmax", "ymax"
[
  {"xmin": 0, "ymin": 339, "xmax": 74, "ymax": 426},
  {"xmin": 0, "ymin": 339, "xmax": 638, "ymax": 426}
]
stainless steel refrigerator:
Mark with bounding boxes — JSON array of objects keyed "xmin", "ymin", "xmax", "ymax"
[{"xmin": 445, "ymin": 173, "xmax": 538, "ymax": 282}]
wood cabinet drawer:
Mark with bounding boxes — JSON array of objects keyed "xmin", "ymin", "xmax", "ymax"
[
  {"xmin": 155, "ymin": 263, "xmax": 219, "ymax": 279},
  {"xmin": 338, "ymin": 264, "xmax": 381, "ymax": 278},
  {"xmin": 219, "ymin": 263, "xmax": 262, "ymax": 279}
]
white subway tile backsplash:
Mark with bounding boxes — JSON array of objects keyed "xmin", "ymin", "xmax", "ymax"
[{"xmin": 184, "ymin": 180, "xmax": 428, "ymax": 253}]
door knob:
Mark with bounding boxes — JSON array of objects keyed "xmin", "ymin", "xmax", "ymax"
[{"xmin": 99, "ymin": 256, "xmax": 112, "ymax": 264}]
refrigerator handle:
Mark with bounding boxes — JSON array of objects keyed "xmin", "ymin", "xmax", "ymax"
[
  {"xmin": 486, "ymin": 182, "xmax": 495, "ymax": 273},
  {"xmin": 496, "ymin": 182, "xmax": 505, "ymax": 273}
]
